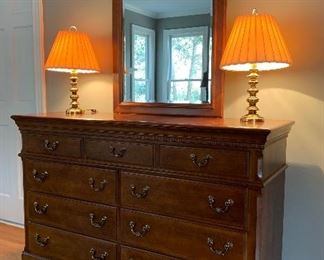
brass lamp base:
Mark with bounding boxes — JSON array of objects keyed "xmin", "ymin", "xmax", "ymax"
[
  {"xmin": 66, "ymin": 70, "xmax": 84, "ymax": 115},
  {"xmin": 240, "ymin": 113, "xmax": 264, "ymax": 122},
  {"xmin": 66, "ymin": 107, "xmax": 84, "ymax": 115},
  {"xmin": 241, "ymin": 68, "xmax": 264, "ymax": 123}
]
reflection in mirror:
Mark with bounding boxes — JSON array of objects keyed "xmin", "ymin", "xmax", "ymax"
[{"xmin": 123, "ymin": 0, "xmax": 213, "ymax": 104}]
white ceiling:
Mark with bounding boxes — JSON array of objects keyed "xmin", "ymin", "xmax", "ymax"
[{"xmin": 124, "ymin": 0, "xmax": 212, "ymax": 19}]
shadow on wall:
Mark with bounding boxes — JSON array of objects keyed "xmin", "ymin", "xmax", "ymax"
[{"xmin": 283, "ymin": 163, "xmax": 324, "ymax": 260}]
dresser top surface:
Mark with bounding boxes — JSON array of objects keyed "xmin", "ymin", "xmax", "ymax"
[{"xmin": 12, "ymin": 112, "xmax": 293, "ymax": 132}]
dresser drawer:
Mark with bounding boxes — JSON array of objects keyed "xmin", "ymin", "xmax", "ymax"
[
  {"xmin": 121, "ymin": 209, "xmax": 244, "ymax": 259},
  {"xmin": 26, "ymin": 223, "xmax": 116, "ymax": 260},
  {"xmin": 24, "ymin": 159, "xmax": 116, "ymax": 205},
  {"xmin": 22, "ymin": 133, "xmax": 81, "ymax": 158},
  {"xmin": 121, "ymin": 172, "xmax": 246, "ymax": 229},
  {"xmin": 85, "ymin": 139, "xmax": 153, "ymax": 167},
  {"xmin": 121, "ymin": 246, "xmax": 179, "ymax": 260},
  {"xmin": 27, "ymin": 192, "xmax": 117, "ymax": 240},
  {"xmin": 159, "ymin": 145, "xmax": 248, "ymax": 178}
]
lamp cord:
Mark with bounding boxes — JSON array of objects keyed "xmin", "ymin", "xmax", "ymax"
[{"xmin": 84, "ymin": 109, "xmax": 97, "ymax": 114}]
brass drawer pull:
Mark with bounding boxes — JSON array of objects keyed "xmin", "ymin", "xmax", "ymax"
[
  {"xmin": 208, "ymin": 196, "xmax": 234, "ymax": 214},
  {"xmin": 130, "ymin": 184, "xmax": 150, "ymax": 199},
  {"xmin": 32, "ymin": 169, "xmax": 48, "ymax": 182},
  {"xmin": 190, "ymin": 154, "xmax": 213, "ymax": 168},
  {"xmin": 129, "ymin": 221, "xmax": 150, "ymax": 237},
  {"xmin": 35, "ymin": 233, "xmax": 49, "ymax": 247},
  {"xmin": 89, "ymin": 178, "xmax": 107, "ymax": 192},
  {"xmin": 89, "ymin": 248, "xmax": 108, "ymax": 260},
  {"xmin": 89, "ymin": 213, "xmax": 108, "ymax": 228},
  {"xmin": 207, "ymin": 238, "xmax": 233, "ymax": 256},
  {"xmin": 33, "ymin": 202, "xmax": 48, "ymax": 215},
  {"xmin": 109, "ymin": 145, "xmax": 126, "ymax": 158},
  {"xmin": 44, "ymin": 139, "xmax": 59, "ymax": 152}
]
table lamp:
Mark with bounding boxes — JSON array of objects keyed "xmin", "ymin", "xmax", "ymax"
[
  {"xmin": 220, "ymin": 9, "xmax": 292, "ymax": 122},
  {"xmin": 45, "ymin": 26, "xmax": 100, "ymax": 115}
]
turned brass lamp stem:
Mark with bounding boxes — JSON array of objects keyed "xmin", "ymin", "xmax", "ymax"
[
  {"xmin": 66, "ymin": 70, "xmax": 84, "ymax": 115},
  {"xmin": 240, "ymin": 67, "xmax": 264, "ymax": 122}
]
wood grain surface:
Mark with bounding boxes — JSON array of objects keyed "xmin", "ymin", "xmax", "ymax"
[{"xmin": 0, "ymin": 223, "xmax": 24, "ymax": 260}]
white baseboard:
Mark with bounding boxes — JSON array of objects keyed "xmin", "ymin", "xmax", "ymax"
[{"xmin": 0, "ymin": 219, "xmax": 24, "ymax": 229}]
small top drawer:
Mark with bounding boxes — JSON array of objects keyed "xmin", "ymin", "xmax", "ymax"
[
  {"xmin": 121, "ymin": 172, "xmax": 246, "ymax": 229},
  {"xmin": 85, "ymin": 139, "xmax": 153, "ymax": 167},
  {"xmin": 159, "ymin": 145, "xmax": 249, "ymax": 178},
  {"xmin": 22, "ymin": 133, "xmax": 81, "ymax": 158},
  {"xmin": 24, "ymin": 159, "xmax": 116, "ymax": 205}
]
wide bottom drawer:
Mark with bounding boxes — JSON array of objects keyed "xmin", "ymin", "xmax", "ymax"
[
  {"xmin": 121, "ymin": 245, "xmax": 179, "ymax": 260},
  {"xmin": 26, "ymin": 223, "xmax": 116, "ymax": 260},
  {"xmin": 121, "ymin": 209, "xmax": 245, "ymax": 259}
]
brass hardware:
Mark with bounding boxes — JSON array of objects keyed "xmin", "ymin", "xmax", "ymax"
[
  {"xmin": 207, "ymin": 237, "xmax": 234, "ymax": 256},
  {"xmin": 32, "ymin": 169, "xmax": 48, "ymax": 183},
  {"xmin": 208, "ymin": 196, "xmax": 234, "ymax": 214},
  {"xmin": 129, "ymin": 221, "xmax": 150, "ymax": 237},
  {"xmin": 89, "ymin": 248, "xmax": 108, "ymax": 260},
  {"xmin": 190, "ymin": 153, "xmax": 213, "ymax": 168},
  {"xmin": 109, "ymin": 146, "xmax": 127, "ymax": 158},
  {"xmin": 130, "ymin": 184, "xmax": 150, "ymax": 199},
  {"xmin": 66, "ymin": 70, "xmax": 84, "ymax": 115},
  {"xmin": 89, "ymin": 178, "xmax": 107, "ymax": 192},
  {"xmin": 35, "ymin": 233, "xmax": 49, "ymax": 247},
  {"xmin": 89, "ymin": 213, "xmax": 108, "ymax": 228},
  {"xmin": 44, "ymin": 139, "xmax": 59, "ymax": 152},
  {"xmin": 240, "ymin": 68, "xmax": 264, "ymax": 122},
  {"xmin": 33, "ymin": 202, "xmax": 48, "ymax": 215}
]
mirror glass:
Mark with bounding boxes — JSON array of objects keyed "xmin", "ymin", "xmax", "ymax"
[{"xmin": 123, "ymin": 0, "xmax": 213, "ymax": 104}]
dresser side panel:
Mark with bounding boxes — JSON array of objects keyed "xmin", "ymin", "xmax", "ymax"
[{"xmin": 256, "ymin": 171, "xmax": 285, "ymax": 260}]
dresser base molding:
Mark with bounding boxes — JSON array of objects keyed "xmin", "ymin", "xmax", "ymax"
[
  {"xmin": 12, "ymin": 113, "xmax": 293, "ymax": 260},
  {"xmin": 22, "ymin": 252, "xmax": 46, "ymax": 260}
]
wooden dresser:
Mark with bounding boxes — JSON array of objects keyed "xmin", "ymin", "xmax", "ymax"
[{"xmin": 12, "ymin": 113, "xmax": 293, "ymax": 260}]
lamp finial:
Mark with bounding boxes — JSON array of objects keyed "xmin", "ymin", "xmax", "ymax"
[
  {"xmin": 69, "ymin": 25, "xmax": 78, "ymax": 32},
  {"xmin": 252, "ymin": 8, "xmax": 258, "ymax": 15}
]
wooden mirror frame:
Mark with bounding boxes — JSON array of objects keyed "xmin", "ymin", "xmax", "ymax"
[{"xmin": 113, "ymin": 0, "xmax": 226, "ymax": 117}]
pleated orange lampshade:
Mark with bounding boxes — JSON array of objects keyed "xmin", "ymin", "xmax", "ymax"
[
  {"xmin": 220, "ymin": 12, "xmax": 292, "ymax": 71},
  {"xmin": 45, "ymin": 27, "xmax": 100, "ymax": 74}
]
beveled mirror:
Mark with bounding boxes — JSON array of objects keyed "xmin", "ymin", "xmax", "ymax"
[{"xmin": 113, "ymin": 0, "xmax": 226, "ymax": 116}]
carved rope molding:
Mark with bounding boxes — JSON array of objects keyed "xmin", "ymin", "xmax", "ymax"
[{"xmin": 16, "ymin": 122, "xmax": 273, "ymax": 150}]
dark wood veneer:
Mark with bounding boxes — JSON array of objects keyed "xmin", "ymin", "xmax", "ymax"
[
  {"xmin": 85, "ymin": 139, "xmax": 154, "ymax": 167},
  {"xmin": 26, "ymin": 223, "xmax": 117, "ymax": 260},
  {"xmin": 120, "ymin": 209, "xmax": 245, "ymax": 259},
  {"xmin": 121, "ymin": 245, "xmax": 180, "ymax": 260},
  {"xmin": 120, "ymin": 171, "xmax": 247, "ymax": 229},
  {"xmin": 12, "ymin": 113, "xmax": 293, "ymax": 259},
  {"xmin": 159, "ymin": 145, "xmax": 249, "ymax": 178},
  {"xmin": 24, "ymin": 159, "xmax": 117, "ymax": 205},
  {"xmin": 27, "ymin": 191, "xmax": 117, "ymax": 240}
]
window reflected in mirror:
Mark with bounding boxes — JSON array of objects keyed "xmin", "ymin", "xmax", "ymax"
[{"xmin": 123, "ymin": 0, "xmax": 213, "ymax": 104}]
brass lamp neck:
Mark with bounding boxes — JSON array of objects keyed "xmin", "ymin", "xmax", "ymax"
[
  {"xmin": 66, "ymin": 70, "xmax": 84, "ymax": 115},
  {"xmin": 240, "ymin": 68, "xmax": 264, "ymax": 122}
]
